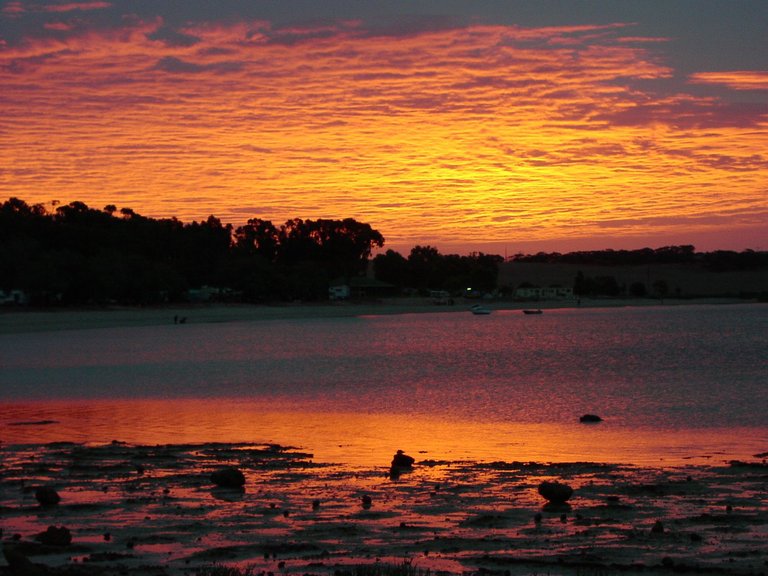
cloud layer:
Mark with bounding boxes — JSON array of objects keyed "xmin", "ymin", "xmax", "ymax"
[{"xmin": 1, "ymin": 9, "xmax": 766, "ymax": 251}]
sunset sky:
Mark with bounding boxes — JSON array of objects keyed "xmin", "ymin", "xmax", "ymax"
[{"xmin": 2, "ymin": 1, "xmax": 767, "ymax": 254}]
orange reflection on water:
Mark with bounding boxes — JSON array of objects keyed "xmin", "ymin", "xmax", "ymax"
[
  {"xmin": 2, "ymin": 399, "xmax": 762, "ymax": 467},
  {"xmin": 3, "ymin": 412, "xmax": 766, "ymax": 576}
]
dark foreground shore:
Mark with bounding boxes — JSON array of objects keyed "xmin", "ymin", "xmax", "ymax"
[{"xmin": 2, "ymin": 441, "xmax": 767, "ymax": 576}]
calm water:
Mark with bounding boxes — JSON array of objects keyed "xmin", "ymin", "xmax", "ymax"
[{"xmin": 2, "ymin": 303, "xmax": 767, "ymax": 466}]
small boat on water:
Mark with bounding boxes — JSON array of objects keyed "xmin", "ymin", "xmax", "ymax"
[
  {"xmin": 470, "ymin": 304, "xmax": 492, "ymax": 315},
  {"xmin": 523, "ymin": 309, "xmax": 543, "ymax": 315}
]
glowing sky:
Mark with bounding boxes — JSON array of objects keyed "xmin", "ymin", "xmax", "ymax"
[{"xmin": 1, "ymin": 1, "xmax": 767, "ymax": 253}]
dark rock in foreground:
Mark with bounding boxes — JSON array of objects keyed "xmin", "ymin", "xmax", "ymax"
[
  {"xmin": 537, "ymin": 481, "xmax": 574, "ymax": 504},
  {"xmin": 210, "ymin": 467, "xmax": 246, "ymax": 488},
  {"xmin": 35, "ymin": 486, "xmax": 60, "ymax": 507},
  {"xmin": 579, "ymin": 414, "xmax": 603, "ymax": 423},
  {"xmin": 2, "ymin": 546, "xmax": 47, "ymax": 576},
  {"xmin": 389, "ymin": 449, "xmax": 416, "ymax": 479},
  {"xmin": 35, "ymin": 525, "xmax": 72, "ymax": 546},
  {"xmin": 391, "ymin": 449, "xmax": 415, "ymax": 468}
]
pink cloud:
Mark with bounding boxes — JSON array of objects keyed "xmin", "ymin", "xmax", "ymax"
[
  {"xmin": 596, "ymin": 100, "xmax": 768, "ymax": 129},
  {"xmin": 43, "ymin": 21, "xmax": 75, "ymax": 31},
  {"xmin": 43, "ymin": 2, "xmax": 111, "ymax": 13},
  {"xmin": 1, "ymin": 2, "xmax": 25, "ymax": 16}
]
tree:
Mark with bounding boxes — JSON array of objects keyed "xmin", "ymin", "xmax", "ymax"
[
  {"xmin": 574, "ymin": 271, "xmax": 586, "ymax": 297},
  {"xmin": 373, "ymin": 249, "xmax": 409, "ymax": 287},
  {"xmin": 629, "ymin": 281, "xmax": 647, "ymax": 298},
  {"xmin": 653, "ymin": 279, "xmax": 669, "ymax": 301},
  {"xmin": 234, "ymin": 218, "xmax": 279, "ymax": 261},
  {"xmin": 407, "ymin": 245, "xmax": 444, "ymax": 290},
  {"xmin": 277, "ymin": 217, "xmax": 384, "ymax": 278}
]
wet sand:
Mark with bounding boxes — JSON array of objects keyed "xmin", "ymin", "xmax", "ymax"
[
  {"xmin": 0, "ymin": 297, "xmax": 751, "ymax": 335},
  {"xmin": 1, "ymin": 441, "xmax": 767, "ymax": 576}
]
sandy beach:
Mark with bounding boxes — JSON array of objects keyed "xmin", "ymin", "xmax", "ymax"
[
  {"xmin": 1, "ymin": 439, "xmax": 767, "ymax": 576},
  {"xmin": 0, "ymin": 297, "xmax": 753, "ymax": 335},
  {"xmin": 0, "ymin": 301, "xmax": 436, "ymax": 335}
]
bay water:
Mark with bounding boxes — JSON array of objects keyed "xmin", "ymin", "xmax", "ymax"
[{"xmin": 2, "ymin": 303, "xmax": 766, "ymax": 467}]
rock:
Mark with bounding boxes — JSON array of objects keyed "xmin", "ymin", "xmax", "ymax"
[
  {"xmin": 579, "ymin": 414, "xmax": 603, "ymax": 423},
  {"xmin": 537, "ymin": 481, "xmax": 574, "ymax": 504},
  {"xmin": 210, "ymin": 467, "xmax": 245, "ymax": 488},
  {"xmin": 391, "ymin": 450, "xmax": 415, "ymax": 468},
  {"xmin": 34, "ymin": 486, "xmax": 60, "ymax": 507},
  {"xmin": 35, "ymin": 525, "xmax": 72, "ymax": 546},
  {"xmin": 389, "ymin": 450, "xmax": 415, "ymax": 479},
  {"xmin": 651, "ymin": 520, "xmax": 665, "ymax": 534},
  {"xmin": 2, "ymin": 546, "xmax": 47, "ymax": 576}
]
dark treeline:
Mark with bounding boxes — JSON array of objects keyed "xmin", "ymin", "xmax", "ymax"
[
  {"xmin": 0, "ymin": 198, "xmax": 384, "ymax": 305},
  {"xmin": 511, "ymin": 245, "xmax": 768, "ymax": 270},
  {"xmin": 3, "ymin": 197, "xmax": 764, "ymax": 306},
  {"xmin": 373, "ymin": 247, "xmax": 503, "ymax": 294},
  {"xmin": 1, "ymin": 197, "xmax": 502, "ymax": 306}
]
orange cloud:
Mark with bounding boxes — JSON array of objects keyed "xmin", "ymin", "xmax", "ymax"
[
  {"xmin": 689, "ymin": 71, "xmax": 768, "ymax": 91},
  {"xmin": 1, "ymin": 19, "xmax": 766, "ymax": 252}
]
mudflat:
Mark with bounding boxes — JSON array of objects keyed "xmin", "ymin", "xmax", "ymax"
[{"xmin": 1, "ymin": 440, "xmax": 767, "ymax": 575}]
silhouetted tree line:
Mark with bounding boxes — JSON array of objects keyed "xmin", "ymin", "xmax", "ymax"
[
  {"xmin": 373, "ymin": 246, "xmax": 503, "ymax": 294},
  {"xmin": 0, "ymin": 198, "xmax": 384, "ymax": 305},
  {"xmin": 4, "ymin": 197, "xmax": 763, "ymax": 306},
  {"xmin": 511, "ymin": 245, "xmax": 768, "ymax": 270}
]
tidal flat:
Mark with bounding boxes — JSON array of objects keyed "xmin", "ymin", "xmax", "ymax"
[{"xmin": 2, "ymin": 441, "xmax": 767, "ymax": 576}]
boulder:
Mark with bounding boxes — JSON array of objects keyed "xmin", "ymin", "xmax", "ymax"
[
  {"xmin": 579, "ymin": 414, "xmax": 603, "ymax": 423},
  {"xmin": 391, "ymin": 450, "xmax": 415, "ymax": 468},
  {"xmin": 34, "ymin": 486, "xmax": 60, "ymax": 507},
  {"xmin": 537, "ymin": 481, "xmax": 574, "ymax": 504},
  {"xmin": 2, "ymin": 546, "xmax": 47, "ymax": 576},
  {"xmin": 35, "ymin": 525, "xmax": 72, "ymax": 546},
  {"xmin": 210, "ymin": 467, "xmax": 245, "ymax": 488}
]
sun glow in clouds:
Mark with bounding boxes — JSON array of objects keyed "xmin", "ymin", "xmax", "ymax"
[{"xmin": 1, "ymin": 15, "xmax": 766, "ymax": 251}]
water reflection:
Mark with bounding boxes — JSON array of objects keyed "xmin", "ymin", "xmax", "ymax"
[
  {"xmin": 1, "ymin": 304, "xmax": 766, "ymax": 465},
  {"xmin": 2, "ymin": 399, "xmax": 764, "ymax": 466}
]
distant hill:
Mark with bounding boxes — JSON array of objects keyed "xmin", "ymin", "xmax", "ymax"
[{"xmin": 499, "ymin": 260, "xmax": 768, "ymax": 299}]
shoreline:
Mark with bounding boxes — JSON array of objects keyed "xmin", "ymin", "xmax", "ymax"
[
  {"xmin": 1, "ymin": 440, "xmax": 767, "ymax": 576},
  {"xmin": 3, "ymin": 299, "xmax": 765, "ymax": 575},
  {"xmin": 0, "ymin": 297, "xmax": 757, "ymax": 335}
]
